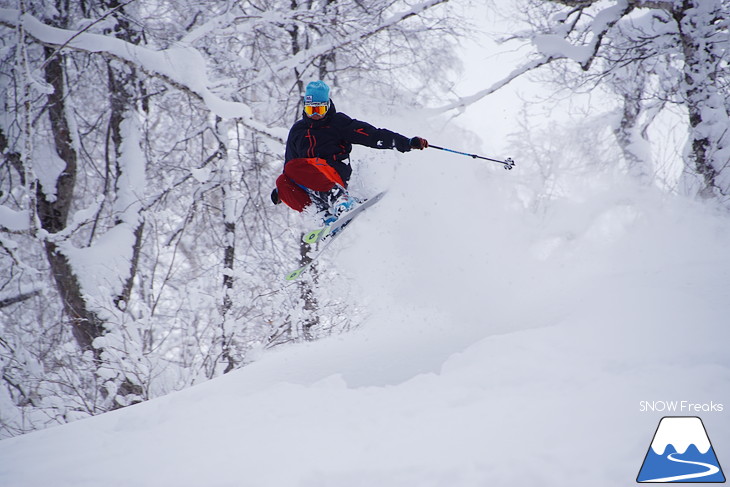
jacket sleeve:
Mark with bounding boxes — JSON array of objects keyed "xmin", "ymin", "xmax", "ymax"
[{"xmin": 338, "ymin": 114, "xmax": 412, "ymax": 152}]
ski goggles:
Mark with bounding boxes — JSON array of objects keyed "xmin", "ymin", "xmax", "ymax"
[{"xmin": 304, "ymin": 102, "xmax": 330, "ymax": 116}]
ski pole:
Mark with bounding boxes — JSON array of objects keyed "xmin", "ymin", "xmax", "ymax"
[{"xmin": 429, "ymin": 144, "xmax": 515, "ymax": 170}]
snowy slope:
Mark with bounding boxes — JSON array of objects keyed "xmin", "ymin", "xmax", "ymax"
[{"xmin": 1, "ymin": 150, "xmax": 730, "ymax": 487}]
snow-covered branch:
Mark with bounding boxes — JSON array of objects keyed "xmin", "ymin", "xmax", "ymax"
[
  {"xmin": 436, "ymin": 0, "xmax": 635, "ymax": 116},
  {"xmin": 532, "ymin": 1, "xmax": 634, "ymax": 70},
  {"xmin": 456, "ymin": 0, "xmax": 730, "ymax": 201},
  {"xmin": 0, "ymin": 8, "xmax": 286, "ymax": 143},
  {"xmin": 433, "ymin": 55, "xmax": 556, "ymax": 115}
]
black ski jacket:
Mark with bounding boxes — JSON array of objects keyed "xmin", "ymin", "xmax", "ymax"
[{"xmin": 284, "ymin": 101, "xmax": 412, "ymax": 184}]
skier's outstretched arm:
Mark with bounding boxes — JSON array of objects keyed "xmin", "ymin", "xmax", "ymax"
[{"xmin": 340, "ymin": 115, "xmax": 427, "ymax": 152}]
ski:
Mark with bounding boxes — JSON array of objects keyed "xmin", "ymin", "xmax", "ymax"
[
  {"xmin": 285, "ymin": 233, "xmax": 341, "ymax": 280},
  {"xmin": 285, "ymin": 191, "xmax": 386, "ymax": 280}
]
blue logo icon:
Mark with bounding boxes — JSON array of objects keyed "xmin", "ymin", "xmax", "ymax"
[{"xmin": 637, "ymin": 416, "xmax": 725, "ymax": 483}]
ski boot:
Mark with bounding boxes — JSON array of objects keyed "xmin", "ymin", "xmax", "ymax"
[{"xmin": 322, "ymin": 192, "xmax": 359, "ymax": 226}]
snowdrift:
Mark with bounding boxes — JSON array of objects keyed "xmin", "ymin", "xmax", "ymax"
[{"xmin": 1, "ymin": 150, "xmax": 729, "ymax": 487}]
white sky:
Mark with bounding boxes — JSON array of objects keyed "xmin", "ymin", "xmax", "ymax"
[{"xmin": 447, "ymin": 3, "xmax": 534, "ymax": 151}]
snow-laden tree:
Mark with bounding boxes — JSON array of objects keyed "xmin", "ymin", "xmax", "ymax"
[
  {"xmin": 446, "ymin": 0, "xmax": 730, "ymax": 203},
  {"xmin": 0, "ymin": 0, "xmax": 462, "ymax": 436}
]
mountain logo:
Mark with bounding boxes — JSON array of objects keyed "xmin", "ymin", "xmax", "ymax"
[{"xmin": 637, "ymin": 416, "xmax": 725, "ymax": 483}]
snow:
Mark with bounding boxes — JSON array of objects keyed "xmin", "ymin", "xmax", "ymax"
[
  {"xmin": 54, "ymin": 113, "xmax": 147, "ymax": 307},
  {"xmin": 113, "ymin": 114, "xmax": 145, "ymax": 224},
  {"xmin": 651, "ymin": 417, "xmax": 711, "ymax": 455},
  {"xmin": 32, "ymin": 141, "xmax": 66, "ymax": 203},
  {"xmin": 533, "ymin": 34, "xmax": 592, "ymax": 64},
  {"xmin": 0, "ymin": 206, "xmax": 28, "ymax": 232},
  {"xmin": 60, "ymin": 223, "xmax": 136, "ymax": 301},
  {"xmin": 532, "ymin": 1, "xmax": 630, "ymax": 65},
  {"xmin": 1, "ymin": 148, "xmax": 729, "ymax": 487}
]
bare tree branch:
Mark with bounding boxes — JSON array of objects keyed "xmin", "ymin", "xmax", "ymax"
[{"xmin": 0, "ymin": 289, "xmax": 41, "ymax": 309}]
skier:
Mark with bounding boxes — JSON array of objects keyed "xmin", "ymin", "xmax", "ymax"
[{"xmin": 271, "ymin": 80, "xmax": 428, "ymax": 224}]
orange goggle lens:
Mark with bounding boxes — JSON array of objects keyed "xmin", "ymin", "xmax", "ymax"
[{"xmin": 304, "ymin": 104, "xmax": 329, "ymax": 116}]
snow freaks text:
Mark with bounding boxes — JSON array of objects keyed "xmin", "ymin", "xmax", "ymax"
[{"xmin": 639, "ymin": 401, "xmax": 724, "ymax": 413}]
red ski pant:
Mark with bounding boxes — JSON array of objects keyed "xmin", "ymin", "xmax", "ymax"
[{"xmin": 276, "ymin": 158, "xmax": 345, "ymax": 212}]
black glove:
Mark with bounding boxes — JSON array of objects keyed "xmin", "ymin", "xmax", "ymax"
[
  {"xmin": 271, "ymin": 188, "xmax": 281, "ymax": 205},
  {"xmin": 409, "ymin": 137, "xmax": 428, "ymax": 150}
]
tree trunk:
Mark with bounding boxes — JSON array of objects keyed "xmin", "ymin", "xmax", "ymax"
[
  {"xmin": 40, "ymin": 47, "xmax": 105, "ymax": 352},
  {"xmin": 613, "ymin": 90, "xmax": 650, "ymax": 184},
  {"xmin": 216, "ymin": 117, "xmax": 238, "ymax": 374},
  {"xmin": 104, "ymin": 0, "xmax": 146, "ymax": 310},
  {"xmin": 299, "ymin": 240, "xmax": 319, "ymax": 341},
  {"xmin": 674, "ymin": 0, "xmax": 729, "ymax": 199}
]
